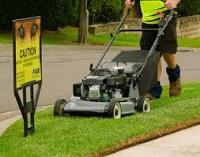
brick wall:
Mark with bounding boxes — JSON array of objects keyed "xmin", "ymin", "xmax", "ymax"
[
  {"xmin": 89, "ymin": 18, "xmax": 141, "ymax": 35},
  {"xmin": 89, "ymin": 15, "xmax": 200, "ymax": 38},
  {"xmin": 177, "ymin": 15, "xmax": 200, "ymax": 38}
]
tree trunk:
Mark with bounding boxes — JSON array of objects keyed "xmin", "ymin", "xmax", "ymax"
[{"xmin": 78, "ymin": 0, "xmax": 88, "ymax": 43}]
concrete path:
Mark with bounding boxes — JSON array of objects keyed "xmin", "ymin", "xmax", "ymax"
[
  {"xmin": 0, "ymin": 105, "xmax": 51, "ymax": 136},
  {"xmin": 107, "ymin": 125, "xmax": 200, "ymax": 157},
  {"xmin": 0, "ymin": 111, "xmax": 21, "ymax": 135}
]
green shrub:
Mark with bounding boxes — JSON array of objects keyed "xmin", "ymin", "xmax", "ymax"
[
  {"xmin": 178, "ymin": 0, "xmax": 200, "ymax": 16},
  {"xmin": 0, "ymin": 0, "xmax": 199, "ymax": 31},
  {"xmin": 0, "ymin": 0, "xmax": 79, "ymax": 30},
  {"xmin": 88, "ymin": 0, "xmax": 124, "ymax": 24}
]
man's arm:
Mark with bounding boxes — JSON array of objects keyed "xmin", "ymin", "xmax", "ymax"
[
  {"xmin": 125, "ymin": 0, "xmax": 135, "ymax": 10},
  {"xmin": 165, "ymin": 0, "xmax": 181, "ymax": 10}
]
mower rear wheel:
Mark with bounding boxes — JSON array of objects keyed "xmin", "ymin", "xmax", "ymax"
[
  {"xmin": 108, "ymin": 98, "xmax": 122, "ymax": 119},
  {"xmin": 54, "ymin": 99, "xmax": 67, "ymax": 116},
  {"xmin": 137, "ymin": 97, "xmax": 150, "ymax": 113}
]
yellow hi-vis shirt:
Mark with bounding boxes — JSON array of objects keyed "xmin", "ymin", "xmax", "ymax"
[{"xmin": 140, "ymin": 0, "xmax": 167, "ymax": 24}]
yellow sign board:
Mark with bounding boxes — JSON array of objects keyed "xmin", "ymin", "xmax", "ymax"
[{"xmin": 13, "ymin": 17, "xmax": 42, "ymax": 89}]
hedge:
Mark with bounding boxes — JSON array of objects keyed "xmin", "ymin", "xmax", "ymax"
[
  {"xmin": 88, "ymin": 0, "xmax": 124, "ymax": 24},
  {"xmin": 0, "ymin": 0, "xmax": 79, "ymax": 30},
  {"xmin": 178, "ymin": 0, "xmax": 200, "ymax": 17},
  {"xmin": 0, "ymin": 0, "xmax": 123, "ymax": 30},
  {"xmin": 0, "ymin": 0, "xmax": 199, "ymax": 30}
]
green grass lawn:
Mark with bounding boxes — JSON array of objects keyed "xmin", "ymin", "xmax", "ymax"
[
  {"xmin": 1, "ymin": 82, "xmax": 200, "ymax": 157},
  {"xmin": 1, "ymin": 27, "xmax": 200, "ymax": 47}
]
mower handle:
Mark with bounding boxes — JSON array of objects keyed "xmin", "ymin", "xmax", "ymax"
[
  {"xmin": 117, "ymin": 9, "xmax": 176, "ymax": 34},
  {"xmin": 95, "ymin": 0, "xmax": 136, "ymax": 68},
  {"xmin": 95, "ymin": 10, "xmax": 131, "ymax": 68},
  {"xmin": 136, "ymin": 9, "xmax": 177, "ymax": 78},
  {"xmin": 95, "ymin": 7, "xmax": 176, "ymax": 69}
]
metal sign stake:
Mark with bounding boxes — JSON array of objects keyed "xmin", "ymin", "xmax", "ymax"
[{"xmin": 13, "ymin": 16, "xmax": 42, "ymax": 137}]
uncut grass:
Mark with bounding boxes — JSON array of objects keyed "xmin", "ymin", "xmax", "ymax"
[{"xmin": 1, "ymin": 82, "xmax": 200, "ymax": 157}]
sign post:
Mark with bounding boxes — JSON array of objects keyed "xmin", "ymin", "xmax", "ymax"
[{"xmin": 13, "ymin": 17, "xmax": 42, "ymax": 137}]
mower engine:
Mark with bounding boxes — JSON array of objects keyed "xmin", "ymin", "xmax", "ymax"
[
  {"xmin": 73, "ymin": 67, "xmax": 130, "ymax": 102},
  {"xmin": 88, "ymin": 85, "xmax": 101, "ymax": 101}
]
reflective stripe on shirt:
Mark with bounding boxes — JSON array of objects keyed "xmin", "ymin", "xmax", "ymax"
[{"xmin": 140, "ymin": 0, "xmax": 167, "ymax": 24}]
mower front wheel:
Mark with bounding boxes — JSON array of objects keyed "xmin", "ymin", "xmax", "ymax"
[
  {"xmin": 107, "ymin": 99, "xmax": 122, "ymax": 119},
  {"xmin": 137, "ymin": 97, "xmax": 150, "ymax": 113},
  {"xmin": 54, "ymin": 99, "xmax": 67, "ymax": 116}
]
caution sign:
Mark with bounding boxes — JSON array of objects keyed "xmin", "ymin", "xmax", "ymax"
[{"xmin": 13, "ymin": 17, "xmax": 42, "ymax": 90}]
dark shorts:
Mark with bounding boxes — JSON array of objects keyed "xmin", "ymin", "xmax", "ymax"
[{"xmin": 140, "ymin": 17, "xmax": 178, "ymax": 54}]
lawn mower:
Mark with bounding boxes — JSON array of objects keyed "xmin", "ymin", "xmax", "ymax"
[{"xmin": 54, "ymin": 9, "xmax": 176, "ymax": 119}]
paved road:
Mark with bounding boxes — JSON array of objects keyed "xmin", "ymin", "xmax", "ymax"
[
  {"xmin": 0, "ymin": 44, "xmax": 124, "ymax": 113},
  {"xmin": 0, "ymin": 44, "xmax": 200, "ymax": 114}
]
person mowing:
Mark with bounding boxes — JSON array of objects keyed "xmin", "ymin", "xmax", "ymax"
[{"xmin": 125, "ymin": 0, "xmax": 182, "ymax": 99}]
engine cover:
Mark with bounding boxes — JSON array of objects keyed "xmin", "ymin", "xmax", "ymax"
[
  {"xmin": 83, "ymin": 75, "xmax": 110, "ymax": 85},
  {"xmin": 107, "ymin": 75, "xmax": 127, "ymax": 86},
  {"xmin": 88, "ymin": 85, "xmax": 101, "ymax": 100}
]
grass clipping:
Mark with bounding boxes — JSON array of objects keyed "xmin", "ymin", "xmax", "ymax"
[{"xmin": 1, "ymin": 82, "xmax": 200, "ymax": 157}]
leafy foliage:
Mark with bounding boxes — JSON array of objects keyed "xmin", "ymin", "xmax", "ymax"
[
  {"xmin": 0, "ymin": 0, "xmax": 79, "ymax": 30},
  {"xmin": 178, "ymin": 0, "xmax": 200, "ymax": 16},
  {"xmin": 0, "ymin": 0, "xmax": 199, "ymax": 30},
  {"xmin": 88, "ymin": 0, "xmax": 124, "ymax": 24}
]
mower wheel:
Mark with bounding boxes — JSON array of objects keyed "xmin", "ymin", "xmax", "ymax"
[
  {"xmin": 54, "ymin": 99, "xmax": 67, "ymax": 116},
  {"xmin": 107, "ymin": 98, "xmax": 122, "ymax": 119},
  {"xmin": 137, "ymin": 97, "xmax": 150, "ymax": 113}
]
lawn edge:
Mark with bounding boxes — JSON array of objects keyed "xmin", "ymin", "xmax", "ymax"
[{"xmin": 91, "ymin": 118, "xmax": 200, "ymax": 157}]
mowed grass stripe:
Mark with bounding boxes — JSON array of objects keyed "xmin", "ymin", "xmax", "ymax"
[{"xmin": 0, "ymin": 82, "xmax": 200, "ymax": 157}]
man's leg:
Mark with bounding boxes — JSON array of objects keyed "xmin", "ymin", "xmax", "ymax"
[
  {"xmin": 157, "ymin": 58, "xmax": 162, "ymax": 81},
  {"xmin": 163, "ymin": 53, "xmax": 176, "ymax": 69},
  {"xmin": 163, "ymin": 53, "xmax": 181, "ymax": 96},
  {"xmin": 145, "ymin": 59, "xmax": 163, "ymax": 100},
  {"xmin": 140, "ymin": 23, "xmax": 163, "ymax": 100},
  {"xmin": 159, "ymin": 15, "xmax": 181, "ymax": 97}
]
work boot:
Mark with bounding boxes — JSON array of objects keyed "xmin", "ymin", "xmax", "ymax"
[
  {"xmin": 166, "ymin": 65, "xmax": 182, "ymax": 97},
  {"xmin": 169, "ymin": 78, "xmax": 181, "ymax": 97},
  {"xmin": 145, "ymin": 81, "xmax": 162, "ymax": 100},
  {"xmin": 145, "ymin": 92, "xmax": 156, "ymax": 100}
]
